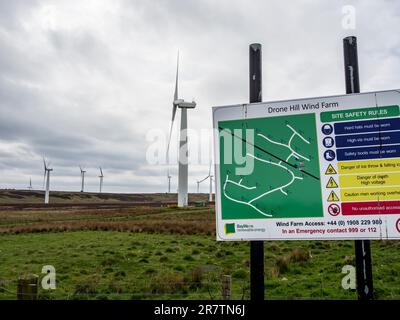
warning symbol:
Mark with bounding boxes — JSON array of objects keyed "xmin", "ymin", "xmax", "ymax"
[
  {"xmin": 326, "ymin": 177, "xmax": 338, "ymax": 188},
  {"xmin": 328, "ymin": 204, "xmax": 341, "ymax": 216},
  {"xmin": 327, "ymin": 191, "xmax": 340, "ymax": 202},
  {"xmin": 325, "ymin": 164, "xmax": 337, "ymax": 175}
]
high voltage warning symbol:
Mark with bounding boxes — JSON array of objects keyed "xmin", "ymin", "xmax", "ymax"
[
  {"xmin": 326, "ymin": 177, "xmax": 338, "ymax": 188},
  {"xmin": 327, "ymin": 191, "xmax": 340, "ymax": 202},
  {"xmin": 325, "ymin": 164, "xmax": 337, "ymax": 175}
]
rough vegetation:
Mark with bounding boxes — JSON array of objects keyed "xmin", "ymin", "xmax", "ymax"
[{"xmin": 0, "ymin": 191, "xmax": 399, "ymax": 300}]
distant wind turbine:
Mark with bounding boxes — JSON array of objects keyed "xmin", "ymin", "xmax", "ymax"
[
  {"xmin": 197, "ymin": 162, "xmax": 213, "ymax": 201},
  {"xmin": 209, "ymin": 169, "xmax": 214, "ymax": 202},
  {"xmin": 166, "ymin": 52, "xmax": 196, "ymax": 207},
  {"xmin": 80, "ymin": 166, "xmax": 86, "ymax": 192},
  {"xmin": 43, "ymin": 158, "xmax": 53, "ymax": 204},
  {"xmin": 99, "ymin": 167, "xmax": 104, "ymax": 193},
  {"xmin": 28, "ymin": 178, "xmax": 33, "ymax": 191},
  {"xmin": 167, "ymin": 171, "xmax": 171, "ymax": 193},
  {"xmin": 208, "ymin": 161, "xmax": 214, "ymax": 202}
]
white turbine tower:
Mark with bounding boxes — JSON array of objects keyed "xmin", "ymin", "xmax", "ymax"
[
  {"xmin": 166, "ymin": 52, "xmax": 196, "ymax": 207},
  {"xmin": 208, "ymin": 162, "xmax": 214, "ymax": 202},
  {"xmin": 80, "ymin": 166, "xmax": 86, "ymax": 192},
  {"xmin": 196, "ymin": 180, "xmax": 200, "ymax": 193},
  {"xmin": 28, "ymin": 178, "xmax": 33, "ymax": 191},
  {"xmin": 209, "ymin": 177, "xmax": 213, "ymax": 202},
  {"xmin": 43, "ymin": 158, "xmax": 53, "ymax": 204},
  {"xmin": 167, "ymin": 171, "xmax": 171, "ymax": 193},
  {"xmin": 99, "ymin": 167, "xmax": 104, "ymax": 193}
]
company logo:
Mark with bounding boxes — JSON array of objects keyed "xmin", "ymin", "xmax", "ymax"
[
  {"xmin": 225, "ymin": 223, "xmax": 236, "ymax": 235},
  {"xmin": 396, "ymin": 219, "xmax": 400, "ymax": 233}
]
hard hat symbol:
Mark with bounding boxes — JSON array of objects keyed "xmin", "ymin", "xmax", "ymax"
[{"xmin": 322, "ymin": 124, "xmax": 333, "ymax": 135}]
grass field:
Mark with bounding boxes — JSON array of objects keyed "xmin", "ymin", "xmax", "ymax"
[
  {"xmin": 0, "ymin": 191, "xmax": 399, "ymax": 300},
  {"xmin": 0, "ymin": 189, "xmax": 210, "ymax": 204}
]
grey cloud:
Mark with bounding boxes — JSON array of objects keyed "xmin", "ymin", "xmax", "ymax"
[{"xmin": 1, "ymin": 0, "xmax": 400, "ymax": 192}]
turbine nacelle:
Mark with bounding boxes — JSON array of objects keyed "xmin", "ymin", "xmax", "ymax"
[
  {"xmin": 177, "ymin": 100, "xmax": 196, "ymax": 109},
  {"xmin": 43, "ymin": 159, "xmax": 53, "ymax": 172}
]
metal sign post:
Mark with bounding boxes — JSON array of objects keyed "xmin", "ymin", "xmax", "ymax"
[
  {"xmin": 249, "ymin": 43, "xmax": 265, "ymax": 301},
  {"xmin": 343, "ymin": 36, "xmax": 374, "ymax": 300}
]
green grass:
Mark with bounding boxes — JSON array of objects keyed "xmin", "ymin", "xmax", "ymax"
[{"xmin": 0, "ymin": 231, "xmax": 399, "ymax": 300}]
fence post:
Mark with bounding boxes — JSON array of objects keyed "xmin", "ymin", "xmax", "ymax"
[
  {"xmin": 222, "ymin": 275, "xmax": 232, "ymax": 300},
  {"xmin": 17, "ymin": 274, "xmax": 39, "ymax": 300}
]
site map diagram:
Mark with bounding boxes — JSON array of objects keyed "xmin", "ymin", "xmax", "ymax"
[{"xmin": 219, "ymin": 113, "xmax": 323, "ymax": 219}]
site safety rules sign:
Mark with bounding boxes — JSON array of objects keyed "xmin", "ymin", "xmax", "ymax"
[{"xmin": 213, "ymin": 90, "xmax": 400, "ymax": 240}]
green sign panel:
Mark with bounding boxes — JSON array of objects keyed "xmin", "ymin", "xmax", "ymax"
[{"xmin": 218, "ymin": 113, "xmax": 323, "ymax": 220}]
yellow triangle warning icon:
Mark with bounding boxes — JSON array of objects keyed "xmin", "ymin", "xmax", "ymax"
[
  {"xmin": 326, "ymin": 177, "xmax": 338, "ymax": 188},
  {"xmin": 325, "ymin": 164, "xmax": 337, "ymax": 175},
  {"xmin": 327, "ymin": 191, "xmax": 340, "ymax": 202}
]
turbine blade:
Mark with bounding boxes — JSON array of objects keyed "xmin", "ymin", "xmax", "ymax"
[
  {"xmin": 43, "ymin": 170, "xmax": 46, "ymax": 189},
  {"xmin": 174, "ymin": 51, "xmax": 179, "ymax": 101},
  {"xmin": 43, "ymin": 158, "xmax": 47, "ymax": 170},
  {"xmin": 166, "ymin": 51, "xmax": 181, "ymax": 161},
  {"xmin": 199, "ymin": 175, "xmax": 210, "ymax": 184},
  {"xmin": 166, "ymin": 115, "xmax": 177, "ymax": 158}
]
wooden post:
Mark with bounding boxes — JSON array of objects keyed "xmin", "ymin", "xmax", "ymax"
[
  {"xmin": 17, "ymin": 274, "xmax": 39, "ymax": 300},
  {"xmin": 222, "ymin": 275, "xmax": 232, "ymax": 300}
]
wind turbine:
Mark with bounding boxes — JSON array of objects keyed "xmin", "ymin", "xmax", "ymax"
[
  {"xmin": 197, "ymin": 161, "xmax": 213, "ymax": 201},
  {"xmin": 43, "ymin": 158, "xmax": 53, "ymax": 204},
  {"xmin": 79, "ymin": 166, "xmax": 86, "ymax": 192},
  {"xmin": 28, "ymin": 178, "xmax": 33, "ymax": 191},
  {"xmin": 208, "ymin": 161, "xmax": 214, "ymax": 202},
  {"xmin": 196, "ymin": 180, "xmax": 200, "ymax": 193},
  {"xmin": 166, "ymin": 52, "xmax": 196, "ymax": 207},
  {"xmin": 167, "ymin": 172, "xmax": 171, "ymax": 193},
  {"xmin": 99, "ymin": 167, "xmax": 104, "ymax": 193}
]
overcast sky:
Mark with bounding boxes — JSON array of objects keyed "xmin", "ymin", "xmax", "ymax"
[{"xmin": 0, "ymin": 0, "xmax": 399, "ymax": 193}]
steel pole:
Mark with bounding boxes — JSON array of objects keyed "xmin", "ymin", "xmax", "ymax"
[
  {"xmin": 249, "ymin": 43, "xmax": 264, "ymax": 301},
  {"xmin": 343, "ymin": 36, "xmax": 374, "ymax": 300}
]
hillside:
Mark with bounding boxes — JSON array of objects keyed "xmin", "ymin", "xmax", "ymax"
[{"xmin": 0, "ymin": 189, "xmax": 211, "ymax": 205}]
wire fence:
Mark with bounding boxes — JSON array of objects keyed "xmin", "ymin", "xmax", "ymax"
[{"xmin": 1, "ymin": 275, "xmax": 400, "ymax": 300}]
